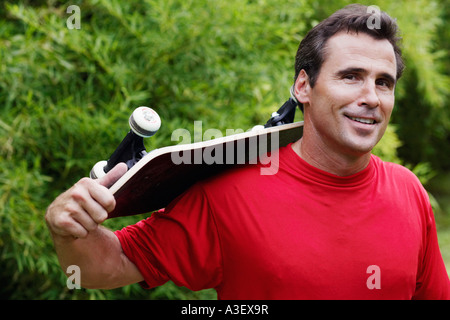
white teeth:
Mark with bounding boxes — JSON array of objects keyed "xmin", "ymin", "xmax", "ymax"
[{"xmin": 349, "ymin": 116, "xmax": 375, "ymax": 124}]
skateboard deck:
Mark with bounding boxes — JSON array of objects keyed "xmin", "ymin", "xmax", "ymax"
[{"xmin": 108, "ymin": 121, "xmax": 304, "ymax": 218}]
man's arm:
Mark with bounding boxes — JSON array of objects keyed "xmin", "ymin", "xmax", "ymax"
[{"xmin": 45, "ymin": 163, "xmax": 144, "ymax": 289}]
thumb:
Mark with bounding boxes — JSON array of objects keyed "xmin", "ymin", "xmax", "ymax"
[{"xmin": 97, "ymin": 162, "xmax": 128, "ymax": 188}]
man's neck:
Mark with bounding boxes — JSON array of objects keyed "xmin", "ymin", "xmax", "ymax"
[{"xmin": 291, "ymin": 137, "xmax": 372, "ymax": 177}]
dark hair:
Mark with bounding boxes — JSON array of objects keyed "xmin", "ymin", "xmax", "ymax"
[{"xmin": 294, "ymin": 4, "xmax": 404, "ymax": 87}]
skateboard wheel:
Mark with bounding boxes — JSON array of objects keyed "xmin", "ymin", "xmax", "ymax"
[
  {"xmin": 129, "ymin": 107, "xmax": 161, "ymax": 138},
  {"xmin": 90, "ymin": 160, "xmax": 108, "ymax": 179}
]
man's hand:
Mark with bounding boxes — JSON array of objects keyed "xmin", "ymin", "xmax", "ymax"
[
  {"xmin": 45, "ymin": 163, "xmax": 128, "ymax": 238},
  {"xmin": 45, "ymin": 162, "xmax": 144, "ymax": 289}
]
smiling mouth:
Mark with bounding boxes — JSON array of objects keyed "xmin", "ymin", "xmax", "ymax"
[{"xmin": 345, "ymin": 115, "xmax": 377, "ymax": 125}]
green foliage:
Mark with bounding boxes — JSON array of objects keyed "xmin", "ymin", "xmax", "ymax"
[
  {"xmin": 389, "ymin": 0, "xmax": 450, "ymax": 171},
  {"xmin": 372, "ymin": 124, "xmax": 402, "ymax": 164},
  {"xmin": 0, "ymin": 0, "xmax": 448, "ymax": 299}
]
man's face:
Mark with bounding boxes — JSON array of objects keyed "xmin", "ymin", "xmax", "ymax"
[{"xmin": 296, "ymin": 32, "xmax": 397, "ymax": 158}]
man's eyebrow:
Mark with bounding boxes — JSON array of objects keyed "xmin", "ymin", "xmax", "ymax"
[
  {"xmin": 335, "ymin": 67, "xmax": 396, "ymax": 84},
  {"xmin": 335, "ymin": 67, "xmax": 366, "ymax": 76}
]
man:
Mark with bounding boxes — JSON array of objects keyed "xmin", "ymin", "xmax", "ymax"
[{"xmin": 46, "ymin": 4, "xmax": 450, "ymax": 299}]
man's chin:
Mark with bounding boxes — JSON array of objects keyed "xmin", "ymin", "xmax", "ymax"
[{"xmin": 338, "ymin": 137, "xmax": 378, "ymax": 158}]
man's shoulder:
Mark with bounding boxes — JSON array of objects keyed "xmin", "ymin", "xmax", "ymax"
[
  {"xmin": 199, "ymin": 162, "xmax": 264, "ymax": 191},
  {"xmin": 372, "ymin": 154, "xmax": 417, "ymax": 178},
  {"xmin": 197, "ymin": 145, "xmax": 293, "ymax": 195},
  {"xmin": 371, "ymin": 154, "xmax": 426, "ymax": 193}
]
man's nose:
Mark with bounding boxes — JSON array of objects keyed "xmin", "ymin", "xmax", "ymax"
[{"xmin": 358, "ymin": 82, "xmax": 380, "ymax": 108}]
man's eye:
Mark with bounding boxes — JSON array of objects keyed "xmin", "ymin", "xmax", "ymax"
[
  {"xmin": 376, "ymin": 79, "xmax": 391, "ymax": 88},
  {"xmin": 343, "ymin": 74, "xmax": 357, "ymax": 80}
]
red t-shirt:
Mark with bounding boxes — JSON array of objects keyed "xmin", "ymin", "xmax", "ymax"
[{"xmin": 115, "ymin": 144, "xmax": 450, "ymax": 299}]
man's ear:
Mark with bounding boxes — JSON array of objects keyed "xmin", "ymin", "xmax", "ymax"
[{"xmin": 293, "ymin": 69, "xmax": 311, "ymax": 105}]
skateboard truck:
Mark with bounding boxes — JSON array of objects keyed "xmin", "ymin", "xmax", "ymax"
[
  {"xmin": 90, "ymin": 107, "xmax": 161, "ymax": 179},
  {"xmin": 264, "ymin": 85, "xmax": 300, "ymax": 128},
  {"xmin": 91, "ymin": 87, "xmax": 299, "ymax": 179}
]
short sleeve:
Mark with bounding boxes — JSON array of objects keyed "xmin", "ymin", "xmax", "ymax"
[
  {"xmin": 114, "ymin": 183, "xmax": 223, "ymax": 291},
  {"xmin": 413, "ymin": 193, "xmax": 450, "ymax": 299}
]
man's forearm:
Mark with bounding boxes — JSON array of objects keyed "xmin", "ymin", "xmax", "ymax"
[{"xmin": 50, "ymin": 226, "xmax": 138, "ymax": 289}]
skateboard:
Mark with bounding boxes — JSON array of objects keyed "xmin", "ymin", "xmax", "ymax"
[{"xmin": 91, "ymin": 95, "xmax": 303, "ymax": 219}]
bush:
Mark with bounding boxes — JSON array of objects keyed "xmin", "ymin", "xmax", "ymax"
[{"xmin": 0, "ymin": 0, "xmax": 447, "ymax": 299}]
